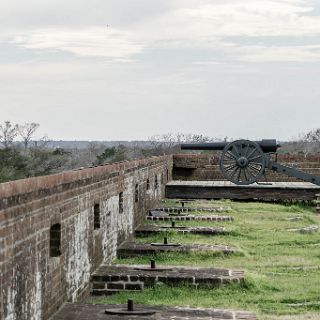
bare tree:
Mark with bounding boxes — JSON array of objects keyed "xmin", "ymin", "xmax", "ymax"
[
  {"xmin": 17, "ymin": 122, "xmax": 40, "ymax": 149},
  {"xmin": 148, "ymin": 133, "xmax": 218, "ymax": 154},
  {"xmin": 305, "ymin": 128, "xmax": 320, "ymax": 144},
  {"xmin": 0, "ymin": 121, "xmax": 18, "ymax": 148}
]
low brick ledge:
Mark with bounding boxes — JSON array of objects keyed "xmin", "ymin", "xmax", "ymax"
[
  {"xmin": 135, "ymin": 225, "xmax": 227, "ymax": 236},
  {"xmin": 154, "ymin": 207, "xmax": 229, "ymax": 213},
  {"xmin": 146, "ymin": 214, "xmax": 233, "ymax": 221},
  {"xmin": 117, "ymin": 241, "xmax": 235, "ymax": 258},
  {"xmin": 50, "ymin": 303, "xmax": 256, "ymax": 319}
]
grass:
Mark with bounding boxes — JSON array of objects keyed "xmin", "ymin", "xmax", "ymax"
[{"xmin": 90, "ymin": 199, "xmax": 320, "ymax": 319}]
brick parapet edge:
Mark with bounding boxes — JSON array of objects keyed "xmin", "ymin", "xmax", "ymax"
[{"xmin": 0, "ymin": 155, "xmax": 173, "ymax": 320}]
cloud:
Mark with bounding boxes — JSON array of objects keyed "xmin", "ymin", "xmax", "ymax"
[
  {"xmin": 133, "ymin": 0, "xmax": 320, "ymax": 62},
  {"xmin": 3, "ymin": 0, "xmax": 320, "ymax": 62},
  {"xmin": 11, "ymin": 27, "xmax": 144, "ymax": 60},
  {"xmin": 234, "ymin": 44, "xmax": 320, "ymax": 62}
]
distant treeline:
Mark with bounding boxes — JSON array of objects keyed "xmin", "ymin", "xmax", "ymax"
[{"xmin": 0, "ymin": 121, "xmax": 319, "ymax": 183}]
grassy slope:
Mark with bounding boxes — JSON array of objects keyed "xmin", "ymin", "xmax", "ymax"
[{"xmin": 91, "ymin": 199, "xmax": 320, "ymax": 319}]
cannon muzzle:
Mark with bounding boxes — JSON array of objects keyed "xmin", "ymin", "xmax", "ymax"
[{"xmin": 181, "ymin": 139, "xmax": 279, "ymax": 153}]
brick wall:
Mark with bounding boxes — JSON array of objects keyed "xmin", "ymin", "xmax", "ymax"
[
  {"xmin": 0, "ymin": 156, "xmax": 172, "ymax": 320},
  {"xmin": 173, "ymin": 154, "xmax": 320, "ymax": 182}
]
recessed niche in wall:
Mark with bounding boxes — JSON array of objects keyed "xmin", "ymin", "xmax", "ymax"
[
  {"xmin": 119, "ymin": 192, "xmax": 124, "ymax": 213},
  {"xmin": 135, "ymin": 184, "xmax": 139, "ymax": 203},
  {"xmin": 50, "ymin": 224, "xmax": 61, "ymax": 257},
  {"xmin": 155, "ymin": 175, "xmax": 159, "ymax": 189},
  {"xmin": 146, "ymin": 179, "xmax": 150, "ymax": 190},
  {"xmin": 94, "ymin": 203, "xmax": 100, "ymax": 229}
]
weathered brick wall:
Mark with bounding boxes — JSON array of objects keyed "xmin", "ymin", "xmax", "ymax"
[
  {"xmin": 0, "ymin": 156, "xmax": 172, "ymax": 320},
  {"xmin": 173, "ymin": 154, "xmax": 320, "ymax": 182}
]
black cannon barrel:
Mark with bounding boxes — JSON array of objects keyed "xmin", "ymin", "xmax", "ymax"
[{"xmin": 181, "ymin": 139, "xmax": 279, "ymax": 153}]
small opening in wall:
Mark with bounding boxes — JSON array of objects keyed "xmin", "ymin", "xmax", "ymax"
[
  {"xmin": 119, "ymin": 192, "xmax": 124, "ymax": 213},
  {"xmin": 167, "ymin": 169, "xmax": 169, "ymax": 181},
  {"xmin": 94, "ymin": 203, "xmax": 100, "ymax": 229},
  {"xmin": 50, "ymin": 224, "xmax": 61, "ymax": 257},
  {"xmin": 161, "ymin": 173, "xmax": 164, "ymax": 184},
  {"xmin": 135, "ymin": 184, "xmax": 139, "ymax": 202},
  {"xmin": 155, "ymin": 175, "xmax": 159, "ymax": 189},
  {"xmin": 146, "ymin": 179, "xmax": 150, "ymax": 190}
]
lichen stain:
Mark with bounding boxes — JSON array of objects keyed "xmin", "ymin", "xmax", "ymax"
[{"xmin": 65, "ymin": 195, "xmax": 91, "ymax": 302}]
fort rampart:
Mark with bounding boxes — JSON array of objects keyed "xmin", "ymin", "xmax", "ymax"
[
  {"xmin": 0, "ymin": 156, "xmax": 172, "ymax": 320},
  {"xmin": 173, "ymin": 153, "xmax": 320, "ymax": 182}
]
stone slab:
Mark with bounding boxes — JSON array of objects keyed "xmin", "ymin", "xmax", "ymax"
[
  {"xmin": 166, "ymin": 181, "xmax": 320, "ymax": 201},
  {"xmin": 51, "ymin": 303, "xmax": 257, "ymax": 320},
  {"xmin": 135, "ymin": 225, "xmax": 227, "ymax": 236},
  {"xmin": 117, "ymin": 241, "xmax": 235, "ymax": 258},
  {"xmin": 153, "ymin": 207, "xmax": 228, "ymax": 213},
  {"xmin": 146, "ymin": 214, "xmax": 233, "ymax": 222}
]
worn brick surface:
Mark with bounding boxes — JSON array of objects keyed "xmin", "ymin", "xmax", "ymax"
[
  {"xmin": 117, "ymin": 241, "xmax": 235, "ymax": 258},
  {"xmin": 146, "ymin": 214, "xmax": 233, "ymax": 222},
  {"xmin": 135, "ymin": 225, "xmax": 227, "ymax": 236},
  {"xmin": 173, "ymin": 153, "xmax": 320, "ymax": 183},
  {"xmin": 91, "ymin": 264, "xmax": 243, "ymax": 295},
  {"xmin": 0, "ymin": 156, "xmax": 172, "ymax": 320},
  {"xmin": 153, "ymin": 206, "xmax": 228, "ymax": 213},
  {"xmin": 50, "ymin": 303, "xmax": 257, "ymax": 319},
  {"xmin": 166, "ymin": 181, "xmax": 320, "ymax": 201}
]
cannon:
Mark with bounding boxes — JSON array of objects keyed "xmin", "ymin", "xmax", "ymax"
[{"xmin": 181, "ymin": 139, "xmax": 320, "ymax": 186}]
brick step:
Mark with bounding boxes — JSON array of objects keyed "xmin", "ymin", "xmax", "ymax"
[
  {"xmin": 91, "ymin": 264, "xmax": 244, "ymax": 295},
  {"xmin": 117, "ymin": 241, "xmax": 235, "ymax": 258},
  {"xmin": 135, "ymin": 225, "xmax": 227, "ymax": 236},
  {"xmin": 92, "ymin": 280, "xmax": 144, "ymax": 290},
  {"xmin": 146, "ymin": 215, "xmax": 233, "ymax": 222},
  {"xmin": 153, "ymin": 207, "xmax": 228, "ymax": 213},
  {"xmin": 91, "ymin": 288, "xmax": 141, "ymax": 296}
]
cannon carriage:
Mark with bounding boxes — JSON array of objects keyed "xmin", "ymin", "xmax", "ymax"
[{"xmin": 181, "ymin": 139, "xmax": 320, "ymax": 186}]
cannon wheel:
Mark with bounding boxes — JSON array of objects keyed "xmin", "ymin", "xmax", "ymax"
[{"xmin": 220, "ymin": 139, "xmax": 266, "ymax": 185}]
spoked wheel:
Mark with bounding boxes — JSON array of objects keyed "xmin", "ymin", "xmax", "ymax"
[{"xmin": 220, "ymin": 139, "xmax": 266, "ymax": 185}]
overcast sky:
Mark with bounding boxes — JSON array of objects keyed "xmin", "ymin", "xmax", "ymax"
[{"xmin": 0, "ymin": 0, "xmax": 320, "ymax": 141}]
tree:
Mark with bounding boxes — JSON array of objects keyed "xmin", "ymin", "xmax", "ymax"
[
  {"xmin": 26, "ymin": 147, "xmax": 71, "ymax": 176},
  {"xmin": 95, "ymin": 145, "xmax": 129, "ymax": 164},
  {"xmin": 148, "ymin": 133, "xmax": 218, "ymax": 154},
  {"xmin": 0, "ymin": 121, "xmax": 18, "ymax": 148},
  {"xmin": 17, "ymin": 122, "xmax": 40, "ymax": 149},
  {"xmin": 304, "ymin": 128, "xmax": 320, "ymax": 144},
  {"xmin": 0, "ymin": 148, "xmax": 28, "ymax": 182}
]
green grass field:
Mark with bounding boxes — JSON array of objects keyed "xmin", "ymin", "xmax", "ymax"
[{"xmin": 91, "ymin": 199, "xmax": 320, "ymax": 319}]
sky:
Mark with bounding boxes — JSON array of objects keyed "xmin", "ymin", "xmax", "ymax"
[{"xmin": 0, "ymin": 0, "xmax": 320, "ymax": 141}]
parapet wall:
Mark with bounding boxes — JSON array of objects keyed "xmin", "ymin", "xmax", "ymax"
[
  {"xmin": 0, "ymin": 155, "xmax": 172, "ymax": 320},
  {"xmin": 173, "ymin": 154, "xmax": 320, "ymax": 182}
]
